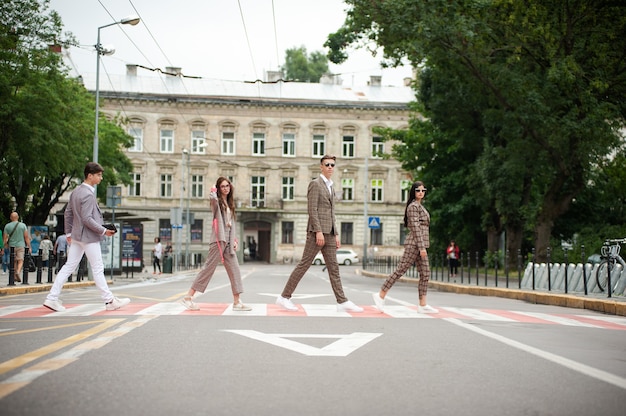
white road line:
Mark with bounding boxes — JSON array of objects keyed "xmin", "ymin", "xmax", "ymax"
[
  {"xmin": 445, "ymin": 317, "xmax": 626, "ymax": 390},
  {"xmin": 441, "ymin": 307, "xmax": 516, "ymax": 321},
  {"xmin": 513, "ymin": 311, "xmax": 601, "ymax": 327}
]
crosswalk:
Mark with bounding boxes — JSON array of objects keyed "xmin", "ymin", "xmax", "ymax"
[{"xmin": 1, "ymin": 303, "xmax": 625, "ymax": 330}]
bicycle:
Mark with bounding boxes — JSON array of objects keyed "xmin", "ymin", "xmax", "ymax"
[{"xmin": 595, "ymin": 238, "xmax": 626, "ymax": 292}]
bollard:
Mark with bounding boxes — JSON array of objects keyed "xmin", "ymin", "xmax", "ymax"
[
  {"xmin": 581, "ymin": 245, "xmax": 588, "ymax": 295},
  {"xmin": 475, "ymin": 251, "xmax": 479, "ymax": 285},
  {"xmin": 494, "ymin": 252, "xmax": 499, "ymax": 287},
  {"xmin": 517, "ymin": 249, "xmax": 522, "ymax": 289},
  {"xmin": 8, "ymin": 247, "xmax": 16, "ymax": 286},
  {"xmin": 22, "ymin": 247, "xmax": 30, "ymax": 285},
  {"xmin": 36, "ymin": 248, "xmax": 43, "ymax": 284},
  {"xmin": 532, "ymin": 247, "xmax": 535, "ymax": 290},
  {"xmin": 484, "ymin": 251, "xmax": 488, "ymax": 286},
  {"xmin": 547, "ymin": 247, "xmax": 552, "ymax": 291},
  {"xmin": 505, "ymin": 249, "xmax": 510, "ymax": 288},
  {"xmin": 563, "ymin": 249, "xmax": 569, "ymax": 293}
]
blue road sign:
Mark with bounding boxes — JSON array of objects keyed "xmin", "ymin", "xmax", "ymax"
[{"xmin": 368, "ymin": 216, "xmax": 380, "ymax": 229}]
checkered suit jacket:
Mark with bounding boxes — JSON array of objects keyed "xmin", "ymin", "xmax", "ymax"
[
  {"xmin": 406, "ymin": 201, "xmax": 430, "ymax": 249},
  {"xmin": 306, "ymin": 176, "xmax": 337, "ymax": 235}
]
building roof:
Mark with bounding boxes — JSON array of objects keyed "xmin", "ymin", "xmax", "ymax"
[{"xmin": 81, "ymin": 72, "xmax": 415, "ymax": 108}]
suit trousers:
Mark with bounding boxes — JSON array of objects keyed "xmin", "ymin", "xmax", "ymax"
[
  {"xmin": 46, "ymin": 239, "xmax": 114, "ymax": 303},
  {"xmin": 281, "ymin": 232, "xmax": 348, "ymax": 304},
  {"xmin": 382, "ymin": 242, "xmax": 430, "ymax": 297},
  {"xmin": 191, "ymin": 241, "xmax": 243, "ymax": 295}
]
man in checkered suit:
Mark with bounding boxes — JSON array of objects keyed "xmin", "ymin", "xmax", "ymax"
[{"xmin": 276, "ymin": 155, "xmax": 363, "ymax": 313}]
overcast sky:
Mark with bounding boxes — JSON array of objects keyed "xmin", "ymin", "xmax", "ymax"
[{"xmin": 48, "ymin": 0, "xmax": 413, "ymax": 87}]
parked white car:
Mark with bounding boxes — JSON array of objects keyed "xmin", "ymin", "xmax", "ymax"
[{"xmin": 313, "ymin": 249, "xmax": 359, "ymax": 266}]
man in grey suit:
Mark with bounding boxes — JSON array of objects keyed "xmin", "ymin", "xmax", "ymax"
[
  {"xmin": 276, "ymin": 155, "xmax": 363, "ymax": 313},
  {"xmin": 43, "ymin": 162, "xmax": 130, "ymax": 312}
]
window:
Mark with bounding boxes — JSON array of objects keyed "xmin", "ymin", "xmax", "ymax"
[
  {"xmin": 312, "ymin": 134, "xmax": 325, "ymax": 157},
  {"xmin": 342, "ymin": 135, "xmax": 355, "ymax": 158},
  {"xmin": 252, "ymin": 132, "xmax": 265, "ymax": 156},
  {"xmin": 341, "ymin": 222, "xmax": 353, "ymax": 245},
  {"xmin": 160, "ymin": 174, "xmax": 173, "ymax": 197},
  {"xmin": 282, "ymin": 133, "xmax": 296, "ymax": 157},
  {"xmin": 251, "ymin": 176, "xmax": 265, "ymax": 207},
  {"xmin": 191, "ymin": 175, "xmax": 204, "ymax": 198},
  {"xmin": 159, "ymin": 219, "xmax": 172, "ymax": 243},
  {"xmin": 191, "ymin": 130, "xmax": 206, "ymax": 153},
  {"xmin": 401, "ymin": 180, "xmax": 412, "ymax": 203},
  {"xmin": 128, "ymin": 127, "xmax": 143, "ymax": 152},
  {"xmin": 160, "ymin": 129, "xmax": 174, "ymax": 153},
  {"xmin": 372, "ymin": 136, "xmax": 384, "ymax": 158},
  {"xmin": 128, "ymin": 173, "xmax": 141, "ymax": 196},
  {"xmin": 371, "ymin": 224, "xmax": 383, "ymax": 245},
  {"xmin": 400, "ymin": 225, "xmax": 408, "ymax": 245},
  {"xmin": 222, "ymin": 132, "xmax": 235, "ymax": 155},
  {"xmin": 371, "ymin": 179, "xmax": 384, "ymax": 202},
  {"xmin": 341, "ymin": 178, "xmax": 354, "ymax": 201},
  {"xmin": 281, "ymin": 221, "xmax": 294, "ymax": 244},
  {"xmin": 190, "ymin": 219, "xmax": 203, "ymax": 243},
  {"xmin": 282, "ymin": 177, "xmax": 294, "ymax": 200}
]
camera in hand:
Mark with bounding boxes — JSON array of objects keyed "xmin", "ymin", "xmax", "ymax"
[{"xmin": 103, "ymin": 223, "xmax": 117, "ymax": 233}]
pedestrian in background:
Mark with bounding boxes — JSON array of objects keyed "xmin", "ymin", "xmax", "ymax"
[
  {"xmin": 180, "ymin": 177, "xmax": 251, "ymax": 311},
  {"xmin": 152, "ymin": 237, "xmax": 163, "ymax": 274},
  {"xmin": 39, "ymin": 234, "xmax": 54, "ymax": 270},
  {"xmin": 447, "ymin": 240, "xmax": 460, "ymax": 278},
  {"xmin": 276, "ymin": 155, "xmax": 363, "ymax": 313},
  {"xmin": 43, "ymin": 162, "xmax": 130, "ymax": 312},
  {"xmin": 53, "ymin": 233, "xmax": 68, "ymax": 274},
  {"xmin": 3, "ymin": 212, "xmax": 32, "ymax": 283},
  {"xmin": 372, "ymin": 181, "xmax": 438, "ymax": 314}
]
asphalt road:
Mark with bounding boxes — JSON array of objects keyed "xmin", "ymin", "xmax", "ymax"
[{"xmin": 1, "ymin": 264, "xmax": 625, "ymax": 416}]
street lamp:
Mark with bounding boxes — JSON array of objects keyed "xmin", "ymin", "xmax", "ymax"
[
  {"xmin": 93, "ymin": 15, "xmax": 140, "ymax": 164},
  {"xmin": 183, "ymin": 143, "xmax": 208, "ymax": 268}
]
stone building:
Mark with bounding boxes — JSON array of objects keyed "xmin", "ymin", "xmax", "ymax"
[{"xmin": 86, "ymin": 66, "xmax": 416, "ymax": 267}]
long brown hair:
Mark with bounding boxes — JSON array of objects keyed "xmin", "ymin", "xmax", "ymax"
[
  {"xmin": 216, "ymin": 177, "xmax": 236, "ymax": 220},
  {"xmin": 404, "ymin": 181, "xmax": 425, "ymax": 227}
]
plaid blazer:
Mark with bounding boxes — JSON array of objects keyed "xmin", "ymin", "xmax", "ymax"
[
  {"xmin": 306, "ymin": 177, "xmax": 337, "ymax": 235},
  {"xmin": 406, "ymin": 201, "xmax": 430, "ymax": 249}
]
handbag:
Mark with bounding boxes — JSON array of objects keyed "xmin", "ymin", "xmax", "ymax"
[{"xmin": 25, "ymin": 252, "xmax": 36, "ymax": 272}]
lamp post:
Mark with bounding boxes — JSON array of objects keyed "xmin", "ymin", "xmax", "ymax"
[
  {"xmin": 363, "ymin": 155, "xmax": 369, "ymax": 266},
  {"xmin": 93, "ymin": 15, "xmax": 140, "ymax": 164},
  {"xmin": 183, "ymin": 143, "xmax": 208, "ymax": 268}
]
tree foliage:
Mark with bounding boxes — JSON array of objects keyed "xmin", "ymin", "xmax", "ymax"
[
  {"xmin": 0, "ymin": 0, "xmax": 134, "ymax": 227},
  {"xmin": 282, "ymin": 46, "xmax": 329, "ymax": 83},
  {"xmin": 327, "ymin": 0, "xmax": 626, "ymax": 261}
]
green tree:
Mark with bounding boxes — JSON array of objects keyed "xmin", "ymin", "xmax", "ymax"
[
  {"xmin": 282, "ymin": 46, "xmax": 329, "ymax": 83},
  {"xmin": 0, "ymin": 0, "xmax": 134, "ymax": 227},
  {"xmin": 327, "ymin": 0, "xmax": 626, "ymax": 261}
]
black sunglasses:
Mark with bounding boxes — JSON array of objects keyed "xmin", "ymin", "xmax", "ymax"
[
  {"xmin": 324, "ymin": 163, "xmax": 335, "ymax": 167},
  {"xmin": 415, "ymin": 189, "xmax": 427, "ymax": 193}
]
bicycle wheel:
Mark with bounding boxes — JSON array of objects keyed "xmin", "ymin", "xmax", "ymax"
[{"xmin": 595, "ymin": 259, "xmax": 616, "ymax": 292}]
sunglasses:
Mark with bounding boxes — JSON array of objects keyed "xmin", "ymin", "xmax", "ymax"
[
  {"xmin": 324, "ymin": 163, "xmax": 335, "ymax": 167},
  {"xmin": 415, "ymin": 189, "xmax": 427, "ymax": 193}
]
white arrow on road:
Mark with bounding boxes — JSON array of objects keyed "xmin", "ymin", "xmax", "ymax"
[{"xmin": 224, "ymin": 330, "xmax": 382, "ymax": 356}]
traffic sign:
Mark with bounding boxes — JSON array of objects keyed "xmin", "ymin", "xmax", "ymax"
[{"xmin": 368, "ymin": 216, "xmax": 380, "ymax": 229}]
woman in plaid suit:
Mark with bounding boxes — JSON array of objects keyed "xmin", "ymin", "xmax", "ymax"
[
  {"xmin": 372, "ymin": 181, "xmax": 438, "ymax": 314},
  {"xmin": 180, "ymin": 177, "xmax": 251, "ymax": 311}
]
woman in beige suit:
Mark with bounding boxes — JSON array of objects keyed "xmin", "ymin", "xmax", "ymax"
[
  {"xmin": 372, "ymin": 181, "xmax": 438, "ymax": 314},
  {"xmin": 181, "ymin": 177, "xmax": 251, "ymax": 311}
]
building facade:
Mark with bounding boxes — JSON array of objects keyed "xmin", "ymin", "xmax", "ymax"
[{"xmin": 89, "ymin": 66, "xmax": 416, "ymax": 267}]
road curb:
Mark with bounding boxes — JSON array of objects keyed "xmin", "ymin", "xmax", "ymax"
[{"xmin": 359, "ymin": 269, "xmax": 626, "ymax": 316}]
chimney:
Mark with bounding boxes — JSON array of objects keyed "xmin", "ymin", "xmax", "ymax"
[
  {"xmin": 368, "ymin": 75, "xmax": 382, "ymax": 86},
  {"xmin": 165, "ymin": 66, "xmax": 182, "ymax": 77},
  {"xmin": 126, "ymin": 64, "xmax": 138, "ymax": 76}
]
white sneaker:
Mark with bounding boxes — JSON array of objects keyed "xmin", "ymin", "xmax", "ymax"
[
  {"xmin": 105, "ymin": 297, "xmax": 130, "ymax": 311},
  {"xmin": 418, "ymin": 304, "xmax": 439, "ymax": 314},
  {"xmin": 372, "ymin": 293, "xmax": 385, "ymax": 313},
  {"xmin": 276, "ymin": 296, "xmax": 298, "ymax": 311},
  {"xmin": 337, "ymin": 300, "xmax": 364, "ymax": 313},
  {"xmin": 233, "ymin": 302, "xmax": 252, "ymax": 311},
  {"xmin": 43, "ymin": 299, "xmax": 66, "ymax": 312},
  {"xmin": 180, "ymin": 297, "xmax": 200, "ymax": 311}
]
